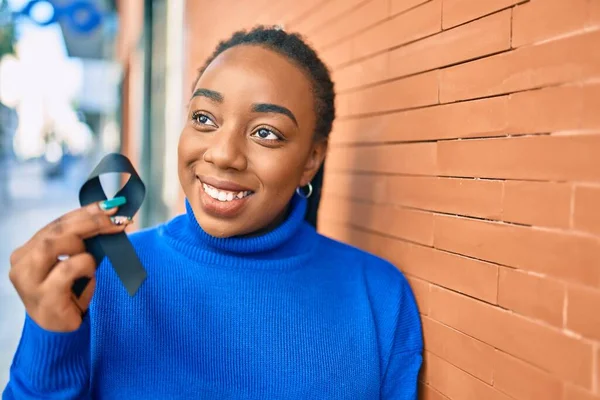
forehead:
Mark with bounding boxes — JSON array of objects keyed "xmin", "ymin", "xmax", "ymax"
[{"xmin": 195, "ymin": 45, "xmax": 315, "ymax": 119}]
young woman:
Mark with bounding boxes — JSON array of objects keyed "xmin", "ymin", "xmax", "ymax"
[{"xmin": 4, "ymin": 26, "xmax": 422, "ymax": 399}]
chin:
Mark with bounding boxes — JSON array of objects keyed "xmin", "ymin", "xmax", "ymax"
[{"xmin": 197, "ymin": 216, "xmax": 240, "ymax": 238}]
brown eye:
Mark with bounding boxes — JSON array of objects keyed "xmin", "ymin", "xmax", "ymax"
[
  {"xmin": 191, "ymin": 112, "xmax": 217, "ymax": 127},
  {"xmin": 252, "ymin": 127, "xmax": 280, "ymax": 141}
]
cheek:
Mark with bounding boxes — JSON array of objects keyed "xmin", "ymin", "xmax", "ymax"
[
  {"xmin": 177, "ymin": 131, "xmax": 200, "ymax": 181},
  {"xmin": 250, "ymin": 148, "xmax": 305, "ymax": 192},
  {"xmin": 178, "ymin": 129, "xmax": 202, "ymax": 165}
]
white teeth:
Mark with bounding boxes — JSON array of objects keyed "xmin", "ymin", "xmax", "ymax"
[{"xmin": 202, "ymin": 183, "xmax": 251, "ymax": 202}]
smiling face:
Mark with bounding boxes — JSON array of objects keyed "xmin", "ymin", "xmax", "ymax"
[{"xmin": 178, "ymin": 45, "xmax": 327, "ymax": 238}]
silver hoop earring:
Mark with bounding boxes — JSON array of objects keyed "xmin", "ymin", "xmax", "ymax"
[{"xmin": 296, "ymin": 182, "xmax": 313, "ymax": 199}]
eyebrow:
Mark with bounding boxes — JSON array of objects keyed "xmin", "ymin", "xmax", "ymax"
[
  {"xmin": 252, "ymin": 103, "xmax": 298, "ymax": 126},
  {"xmin": 191, "ymin": 88, "xmax": 223, "ymax": 103},
  {"xmin": 191, "ymin": 88, "xmax": 298, "ymax": 126}
]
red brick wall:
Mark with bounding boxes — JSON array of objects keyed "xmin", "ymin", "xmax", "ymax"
[{"xmin": 184, "ymin": 0, "xmax": 600, "ymax": 398}]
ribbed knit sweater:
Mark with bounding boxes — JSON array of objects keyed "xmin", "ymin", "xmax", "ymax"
[{"xmin": 3, "ymin": 193, "xmax": 423, "ymax": 399}]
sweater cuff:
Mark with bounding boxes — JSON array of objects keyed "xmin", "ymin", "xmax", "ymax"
[{"xmin": 12, "ymin": 314, "xmax": 90, "ymax": 391}]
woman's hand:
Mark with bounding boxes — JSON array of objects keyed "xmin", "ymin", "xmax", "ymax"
[{"xmin": 8, "ymin": 198, "xmax": 131, "ymax": 332}]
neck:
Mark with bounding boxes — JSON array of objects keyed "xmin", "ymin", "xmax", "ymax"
[{"xmin": 160, "ymin": 193, "xmax": 318, "ymax": 271}]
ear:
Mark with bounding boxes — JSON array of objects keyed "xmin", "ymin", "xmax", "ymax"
[{"xmin": 300, "ymin": 138, "xmax": 328, "ymax": 186}]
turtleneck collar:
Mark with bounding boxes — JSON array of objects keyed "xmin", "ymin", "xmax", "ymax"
[{"xmin": 160, "ymin": 193, "xmax": 318, "ymax": 270}]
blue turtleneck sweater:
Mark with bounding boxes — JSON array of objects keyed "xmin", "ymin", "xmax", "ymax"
[{"xmin": 3, "ymin": 194, "xmax": 422, "ymax": 399}]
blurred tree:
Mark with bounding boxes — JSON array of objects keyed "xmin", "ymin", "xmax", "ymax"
[{"xmin": 0, "ymin": 0, "xmax": 15, "ymax": 58}]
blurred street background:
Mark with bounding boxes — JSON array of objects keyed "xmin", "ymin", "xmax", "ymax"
[
  {"xmin": 0, "ymin": 0, "xmax": 113, "ymax": 385},
  {"xmin": 0, "ymin": 0, "xmax": 174, "ymax": 387}
]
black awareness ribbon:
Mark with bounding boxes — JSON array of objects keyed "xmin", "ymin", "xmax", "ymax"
[{"xmin": 71, "ymin": 153, "xmax": 147, "ymax": 298}]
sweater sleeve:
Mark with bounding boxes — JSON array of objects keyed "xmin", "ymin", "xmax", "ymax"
[
  {"xmin": 381, "ymin": 276, "xmax": 424, "ymax": 400},
  {"xmin": 2, "ymin": 313, "xmax": 91, "ymax": 400}
]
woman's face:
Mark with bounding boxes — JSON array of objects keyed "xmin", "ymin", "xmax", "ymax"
[{"xmin": 178, "ymin": 45, "xmax": 327, "ymax": 238}]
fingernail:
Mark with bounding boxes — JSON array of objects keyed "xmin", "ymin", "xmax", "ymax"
[
  {"xmin": 99, "ymin": 196, "xmax": 127, "ymax": 211},
  {"xmin": 110, "ymin": 216, "xmax": 132, "ymax": 226}
]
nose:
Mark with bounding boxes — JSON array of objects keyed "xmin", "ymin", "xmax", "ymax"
[{"xmin": 202, "ymin": 128, "xmax": 248, "ymax": 171}]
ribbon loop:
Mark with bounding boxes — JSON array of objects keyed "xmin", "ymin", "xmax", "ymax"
[{"xmin": 71, "ymin": 153, "xmax": 147, "ymax": 298}]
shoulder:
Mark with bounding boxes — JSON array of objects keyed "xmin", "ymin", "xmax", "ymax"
[
  {"xmin": 315, "ymin": 232, "xmax": 411, "ymax": 293},
  {"xmin": 315, "ymin": 232, "xmax": 423, "ymax": 349}
]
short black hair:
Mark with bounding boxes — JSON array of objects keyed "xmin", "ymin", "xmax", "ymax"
[{"xmin": 194, "ymin": 25, "xmax": 335, "ymax": 228}]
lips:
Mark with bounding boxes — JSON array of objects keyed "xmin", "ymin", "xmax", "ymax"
[
  {"xmin": 195, "ymin": 175, "xmax": 254, "ymax": 218},
  {"xmin": 202, "ymin": 182, "xmax": 252, "ymax": 202},
  {"xmin": 197, "ymin": 175, "xmax": 252, "ymax": 192}
]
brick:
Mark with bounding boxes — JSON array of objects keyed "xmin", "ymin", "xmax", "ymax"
[
  {"xmin": 386, "ymin": 177, "xmax": 503, "ymax": 219},
  {"xmin": 392, "ymin": 0, "xmax": 430, "ymax": 16},
  {"xmin": 332, "ymin": 52, "xmax": 388, "ymax": 92},
  {"xmin": 347, "ymin": 70, "xmax": 439, "ymax": 115},
  {"xmin": 597, "ymin": 347, "xmax": 600, "ymax": 395},
  {"xmin": 343, "ymin": 229, "xmax": 498, "ymax": 302},
  {"xmin": 328, "ymin": 225, "xmax": 406, "ymax": 264},
  {"xmin": 291, "ymin": 0, "xmax": 364, "ymax": 34},
  {"xmin": 278, "ymin": 0, "xmax": 324, "ymax": 24},
  {"xmin": 442, "ymin": 0, "xmax": 523, "ymax": 29},
  {"xmin": 326, "ymin": 142, "xmax": 437, "ymax": 175},
  {"xmin": 429, "ymin": 286, "xmax": 593, "ymax": 388},
  {"xmin": 315, "ymin": 0, "xmax": 387, "ymax": 48},
  {"xmin": 320, "ymin": 40, "xmax": 353, "ymax": 68},
  {"xmin": 321, "ymin": 172, "xmax": 388, "ymax": 203},
  {"xmin": 426, "ymin": 352, "xmax": 513, "ymax": 400},
  {"xmin": 507, "ymin": 86, "xmax": 585, "ymax": 134},
  {"xmin": 406, "ymin": 276, "xmax": 430, "ymax": 315},
  {"xmin": 564, "ymin": 386, "xmax": 600, "ymax": 400},
  {"xmin": 589, "ymin": 0, "xmax": 600, "ymax": 27},
  {"xmin": 322, "ymin": 174, "xmax": 503, "ymax": 219},
  {"xmin": 421, "ymin": 351, "xmax": 431, "ymax": 383},
  {"xmin": 317, "ymin": 219, "xmax": 351, "ymax": 242},
  {"xmin": 434, "ymin": 214, "xmax": 600, "ymax": 287},
  {"xmin": 493, "ymin": 350, "xmax": 563, "ymax": 400},
  {"xmin": 440, "ymin": 29, "xmax": 600, "ymax": 102},
  {"xmin": 582, "ymin": 84, "xmax": 600, "ymax": 128},
  {"xmin": 422, "ymin": 316, "xmax": 495, "ymax": 383},
  {"xmin": 329, "ymin": 96, "xmax": 508, "ymax": 144},
  {"xmin": 402, "ymin": 245, "xmax": 498, "ymax": 303},
  {"xmin": 498, "ymin": 267, "xmax": 565, "ymax": 327},
  {"xmin": 389, "ymin": 10, "xmax": 511, "ymax": 79},
  {"xmin": 254, "ymin": 0, "xmax": 291, "ymax": 21},
  {"xmin": 502, "ymin": 181, "xmax": 572, "ymax": 229},
  {"xmin": 334, "ymin": 93, "xmax": 351, "ymax": 117},
  {"xmin": 513, "ymin": 0, "xmax": 588, "ymax": 48},
  {"xmin": 437, "ymin": 134, "xmax": 600, "ymax": 182},
  {"xmin": 420, "ymin": 383, "xmax": 449, "ymax": 400},
  {"xmin": 353, "ymin": 0, "xmax": 442, "ymax": 59},
  {"xmin": 319, "ymin": 196, "xmax": 435, "ymax": 245},
  {"xmin": 573, "ymin": 186, "xmax": 600, "ymax": 236},
  {"xmin": 567, "ymin": 286, "xmax": 600, "ymax": 342}
]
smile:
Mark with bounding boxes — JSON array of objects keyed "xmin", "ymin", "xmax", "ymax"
[{"xmin": 202, "ymin": 183, "xmax": 253, "ymax": 202}]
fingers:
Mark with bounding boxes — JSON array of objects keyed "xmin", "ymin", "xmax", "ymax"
[
  {"xmin": 43, "ymin": 252, "xmax": 98, "ymax": 295},
  {"xmin": 11, "ymin": 198, "xmax": 130, "ymax": 266},
  {"xmin": 39, "ymin": 199, "xmax": 127, "ymax": 241},
  {"xmin": 13, "ymin": 233, "xmax": 86, "ymax": 284},
  {"xmin": 7, "ymin": 197, "xmax": 130, "ymax": 332}
]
